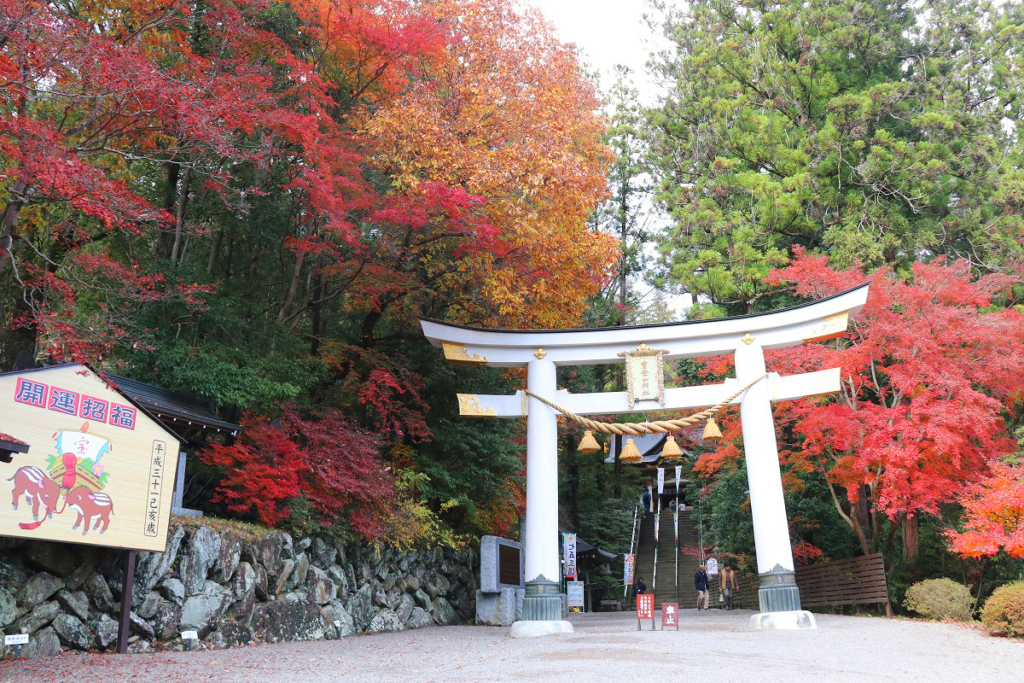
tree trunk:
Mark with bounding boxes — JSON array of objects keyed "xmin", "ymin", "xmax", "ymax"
[
  {"xmin": 309, "ymin": 270, "xmax": 323, "ymax": 356},
  {"xmin": 902, "ymin": 513, "xmax": 919, "ymax": 562},
  {"xmin": 170, "ymin": 167, "xmax": 192, "ymax": 265},
  {"xmin": 207, "ymin": 228, "xmax": 223, "ymax": 275},
  {"xmin": 156, "ymin": 163, "xmax": 179, "ymax": 260}
]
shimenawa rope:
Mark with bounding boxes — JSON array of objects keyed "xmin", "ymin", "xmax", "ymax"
[{"xmin": 522, "ymin": 374, "xmax": 768, "ymax": 436}]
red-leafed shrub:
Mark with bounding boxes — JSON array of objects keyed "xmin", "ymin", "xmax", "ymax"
[
  {"xmin": 792, "ymin": 540, "xmax": 826, "ymax": 566},
  {"xmin": 200, "ymin": 404, "xmax": 394, "ymax": 538}
]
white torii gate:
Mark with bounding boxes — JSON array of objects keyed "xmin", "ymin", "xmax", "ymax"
[{"xmin": 421, "ymin": 284, "xmax": 869, "ymax": 635}]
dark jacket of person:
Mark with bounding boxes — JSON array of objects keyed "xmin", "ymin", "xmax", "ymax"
[
  {"xmin": 635, "ymin": 579, "xmax": 647, "ymax": 595},
  {"xmin": 694, "ymin": 570, "xmax": 709, "ymax": 591}
]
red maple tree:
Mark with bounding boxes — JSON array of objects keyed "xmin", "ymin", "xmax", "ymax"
[
  {"xmin": 698, "ymin": 249, "xmax": 1023, "ymax": 558},
  {"xmin": 200, "ymin": 404, "xmax": 394, "ymax": 537},
  {"xmin": 770, "ymin": 250, "xmax": 1022, "ymax": 556}
]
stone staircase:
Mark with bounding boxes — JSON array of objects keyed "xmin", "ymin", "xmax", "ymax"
[{"xmin": 634, "ymin": 508, "xmax": 701, "ymax": 608}]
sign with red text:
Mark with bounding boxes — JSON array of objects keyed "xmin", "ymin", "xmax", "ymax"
[{"xmin": 0, "ymin": 365, "xmax": 181, "ymax": 552}]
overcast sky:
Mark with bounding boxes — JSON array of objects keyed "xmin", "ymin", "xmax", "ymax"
[{"xmin": 522, "ymin": 0, "xmax": 665, "ymax": 103}]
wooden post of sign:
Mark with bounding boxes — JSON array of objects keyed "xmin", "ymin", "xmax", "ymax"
[{"xmin": 116, "ymin": 549, "xmax": 137, "ymax": 654}]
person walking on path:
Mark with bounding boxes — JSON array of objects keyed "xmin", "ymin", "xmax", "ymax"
[
  {"xmin": 720, "ymin": 563, "xmax": 739, "ymax": 610},
  {"xmin": 635, "ymin": 576, "xmax": 647, "ymax": 597},
  {"xmin": 694, "ymin": 565, "xmax": 710, "ymax": 611}
]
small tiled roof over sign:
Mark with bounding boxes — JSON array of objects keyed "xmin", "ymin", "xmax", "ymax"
[
  {"xmin": 0, "ymin": 432, "xmax": 27, "ymax": 446},
  {"xmin": 0, "ymin": 430, "xmax": 30, "ymax": 463},
  {"xmin": 107, "ymin": 374, "xmax": 241, "ymax": 435}
]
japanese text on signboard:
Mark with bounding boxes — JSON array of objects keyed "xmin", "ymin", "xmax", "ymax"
[
  {"xmin": 637, "ymin": 594, "xmax": 654, "ymax": 620},
  {"xmin": 145, "ymin": 441, "xmax": 167, "ymax": 537},
  {"xmin": 15, "ymin": 378, "xmax": 136, "ymax": 430},
  {"xmin": 662, "ymin": 602, "xmax": 679, "ymax": 629},
  {"xmin": 567, "ymin": 581, "xmax": 584, "ymax": 608},
  {"xmin": 563, "ymin": 533, "xmax": 577, "ymax": 579}
]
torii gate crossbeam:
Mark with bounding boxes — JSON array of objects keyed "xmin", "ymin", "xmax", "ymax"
[{"xmin": 421, "ymin": 284, "xmax": 869, "ymax": 634}]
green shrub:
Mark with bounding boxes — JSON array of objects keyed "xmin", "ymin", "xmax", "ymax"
[
  {"xmin": 981, "ymin": 582, "xmax": 1024, "ymax": 638},
  {"xmin": 903, "ymin": 578, "xmax": 974, "ymax": 621}
]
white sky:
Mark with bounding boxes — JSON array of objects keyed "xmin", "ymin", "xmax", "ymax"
[{"xmin": 522, "ymin": 0, "xmax": 665, "ymax": 103}]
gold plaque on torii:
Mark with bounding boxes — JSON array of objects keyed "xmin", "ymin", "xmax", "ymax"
[{"xmin": 617, "ymin": 343, "xmax": 667, "ymax": 408}]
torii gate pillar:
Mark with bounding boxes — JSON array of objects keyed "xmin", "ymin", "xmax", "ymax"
[
  {"xmin": 515, "ymin": 357, "xmax": 572, "ymax": 635},
  {"xmin": 421, "ymin": 284, "xmax": 869, "ymax": 635},
  {"xmin": 737, "ymin": 339, "xmax": 809, "ymax": 627}
]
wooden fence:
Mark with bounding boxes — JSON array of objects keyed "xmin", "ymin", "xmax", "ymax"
[
  {"xmin": 795, "ymin": 553, "xmax": 892, "ymax": 615},
  {"xmin": 707, "ymin": 554, "xmax": 891, "ymax": 614}
]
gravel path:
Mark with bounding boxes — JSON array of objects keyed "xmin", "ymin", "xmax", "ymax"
[{"xmin": 2, "ymin": 610, "xmax": 1022, "ymax": 683}]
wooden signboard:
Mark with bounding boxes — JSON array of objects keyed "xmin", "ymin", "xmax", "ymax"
[{"xmin": 0, "ymin": 365, "xmax": 182, "ymax": 552}]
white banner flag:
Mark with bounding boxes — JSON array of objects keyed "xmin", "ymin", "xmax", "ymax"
[
  {"xmin": 675, "ymin": 465, "xmax": 682, "ymax": 492},
  {"xmin": 563, "ymin": 533, "xmax": 577, "ymax": 579},
  {"xmin": 657, "ymin": 468, "xmax": 665, "ymax": 495}
]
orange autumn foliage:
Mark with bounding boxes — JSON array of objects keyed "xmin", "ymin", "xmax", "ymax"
[
  {"xmin": 946, "ymin": 462, "xmax": 1024, "ymax": 559},
  {"xmin": 365, "ymin": 0, "xmax": 618, "ymax": 328}
]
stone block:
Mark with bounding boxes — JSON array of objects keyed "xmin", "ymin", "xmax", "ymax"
[
  {"xmin": 346, "ymin": 583, "xmax": 375, "ymax": 632},
  {"xmin": 83, "ymin": 571, "xmax": 115, "ymax": 612},
  {"xmin": 431, "ymin": 597, "xmax": 459, "ymax": 625},
  {"xmin": 17, "ymin": 572, "xmax": 64, "ymax": 609},
  {"xmin": 405, "ymin": 606, "xmax": 432, "ymax": 630},
  {"xmin": 179, "ymin": 582, "xmax": 230, "ymax": 637},
  {"xmin": 93, "ymin": 613, "xmax": 119, "ymax": 650},
  {"xmin": 368, "ymin": 608, "xmax": 404, "ymax": 633},
  {"xmin": 0, "ymin": 588, "xmax": 18, "ymax": 629},
  {"xmin": 14, "ymin": 600, "xmax": 60, "ymax": 635},
  {"xmin": 207, "ymin": 620, "xmax": 253, "ymax": 649},
  {"xmin": 20, "ymin": 626, "xmax": 62, "ymax": 659},
  {"xmin": 135, "ymin": 525, "xmax": 185, "ymax": 594},
  {"xmin": 179, "ymin": 526, "xmax": 222, "ymax": 596},
  {"xmin": 321, "ymin": 601, "xmax": 354, "ymax": 639},
  {"xmin": 51, "ymin": 613, "xmax": 93, "ymax": 650},
  {"xmin": 475, "ymin": 587, "xmax": 522, "ymax": 627},
  {"xmin": 158, "ymin": 577, "xmax": 185, "ymax": 606},
  {"xmin": 55, "ymin": 589, "xmax": 90, "ymax": 621},
  {"xmin": 251, "ymin": 595, "xmax": 323, "ymax": 643},
  {"xmin": 217, "ymin": 536, "xmax": 242, "ymax": 583}
]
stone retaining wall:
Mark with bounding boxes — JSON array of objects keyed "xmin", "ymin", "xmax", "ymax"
[{"xmin": 0, "ymin": 523, "xmax": 477, "ymax": 659}]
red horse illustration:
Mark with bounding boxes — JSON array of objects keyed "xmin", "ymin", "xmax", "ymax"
[
  {"xmin": 8, "ymin": 466, "xmax": 62, "ymax": 522},
  {"xmin": 66, "ymin": 485, "xmax": 114, "ymax": 535}
]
